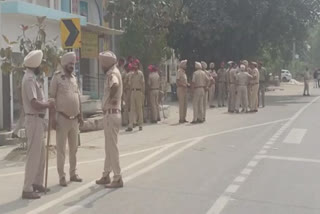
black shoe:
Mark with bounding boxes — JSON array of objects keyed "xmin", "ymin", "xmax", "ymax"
[
  {"xmin": 139, "ymin": 127, "xmax": 143, "ymax": 131},
  {"xmin": 191, "ymin": 121, "xmax": 198, "ymax": 124},
  {"xmin": 218, "ymin": 105, "xmax": 222, "ymax": 108},
  {"xmin": 70, "ymin": 175, "xmax": 83, "ymax": 182},
  {"xmin": 151, "ymin": 121, "xmax": 157, "ymax": 124},
  {"xmin": 32, "ymin": 184, "xmax": 50, "ymax": 193},
  {"xmin": 184, "ymin": 120, "xmax": 189, "ymax": 123},
  {"xmin": 235, "ymin": 110, "xmax": 240, "ymax": 114},
  {"xmin": 59, "ymin": 177, "xmax": 67, "ymax": 187},
  {"xmin": 126, "ymin": 128, "xmax": 133, "ymax": 132},
  {"xmin": 133, "ymin": 124, "xmax": 138, "ymax": 128},
  {"xmin": 12, "ymin": 133, "xmax": 19, "ymax": 138},
  {"xmin": 96, "ymin": 176, "xmax": 111, "ymax": 185},
  {"xmin": 22, "ymin": 191, "xmax": 41, "ymax": 199},
  {"xmin": 179, "ymin": 120, "xmax": 184, "ymax": 124},
  {"xmin": 210, "ymin": 105, "xmax": 216, "ymax": 108}
]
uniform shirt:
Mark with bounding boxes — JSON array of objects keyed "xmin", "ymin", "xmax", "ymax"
[
  {"xmin": 210, "ymin": 69, "xmax": 218, "ymax": 85},
  {"xmin": 259, "ymin": 67, "xmax": 267, "ymax": 82},
  {"xmin": 251, "ymin": 68, "xmax": 260, "ymax": 84},
  {"xmin": 304, "ymin": 72, "xmax": 310, "ymax": 81},
  {"xmin": 204, "ymin": 70, "xmax": 214, "ymax": 87},
  {"xmin": 129, "ymin": 70, "xmax": 145, "ymax": 91},
  {"xmin": 192, "ymin": 69, "xmax": 210, "ymax": 87},
  {"xmin": 50, "ymin": 70, "xmax": 80, "ymax": 117},
  {"xmin": 123, "ymin": 71, "xmax": 132, "ymax": 91},
  {"xmin": 102, "ymin": 66, "xmax": 123, "ymax": 111},
  {"xmin": 22, "ymin": 68, "xmax": 45, "ymax": 115},
  {"xmin": 176, "ymin": 68, "xmax": 188, "ymax": 87},
  {"xmin": 229, "ymin": 68, "xmax": 238, "ymax": 84},
  {"xmin": 148, "ymin": 72, "xmax": 160, "ymax": 89},
  {"xmin": 217, "ymin": 68, "xmax": 227, "ymax": 83},
  {"xmin": 236, "ymin": 72, "xmax": 252, "ymax": 86}
]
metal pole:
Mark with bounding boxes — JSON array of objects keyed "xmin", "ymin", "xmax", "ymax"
[
  {"xmin": 0, "ymin": 2, "xmax": 3, "ymax": 129},
  {"xmin": 44, "ymin": 113, "xmax": 52, "ymax": 194},
  {"xmin": 111, "ymin": 14, "xmax": 115, "ymax": 52}
]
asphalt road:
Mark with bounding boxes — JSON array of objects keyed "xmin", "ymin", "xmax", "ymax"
[{"xmin": 1, "ymin": 86, "xmax": 320, "ymax": 214}]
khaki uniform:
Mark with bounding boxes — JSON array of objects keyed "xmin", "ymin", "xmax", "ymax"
[
  {"xmin": 128, "ymin": 70, "xmax": 145, "ymax": 128},
  {"xmin": 22, "ymin": 69, "xmax": 46, "ymax": 192},
  {"xmin": 217, "ymin": 68, "xmax": 227, "ymax": 107},
  {"xmin": 247, "ymin": 68, "xmax": 253, "ymax": 108},
  {"xmin": 176, "ymin": 68, "xmax": 188, "ymax": 122},
  {"xmin": 236, "ymin": 71, "xmax": 252, "ymax": 112},
  {"xmin": 259, "ymin": 67, "xmax": 267, "ymax": 107},
  {"xmin": 50, "ymin": 71, "xmax": 81, "ymax": 179},
  {"xmin": 203, "ymin": 70, "xmax": 213, "ymax": 120},
  {"xmin": 101, "ymin": 66, "xmax": 123, "ymax": 180},
  {"xmin": 209, "ymin": 69, "xmax": 217, "ymax": 107},
  {"xmin": 148, "ymin": 72, "xmax": 160, "ymax": 122},
  {"xmin": 122, "ymin": 71, "xmax": 132, "ymax": 125},
  {"xmin": 304, "ymin": 72, "xmax": 310, "ymax": 95},
  {"xmin": 192, "ymin": 69, "xmax": 210, "ymax": 122},
  {"xmin": 228, "ymin": 68, "xmax": 238, "ymax": 112},
  {"xmin": 249, "ymin": 68, "xmax": 260, "ymax": 111}
]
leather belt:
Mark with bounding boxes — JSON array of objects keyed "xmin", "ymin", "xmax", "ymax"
[
  {"xmin": 104, "ymin": 109, "xmax": 121, "ymax": 115},
  {"xmin": 26, "ymin": 114, "xmax": 45, "ymax": 119},
  {"xmin": 58, "ymin": 112, "xmax": 79, "ymax": 120},
  {"xmin": 150, "ymin": 88, "xmax": 159, "ymax": 90},
  {"xmin": 132, "ymin": 88, "xmax": 141, "ymax": 91}
]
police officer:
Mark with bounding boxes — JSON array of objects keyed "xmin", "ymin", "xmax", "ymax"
[
  {"xmin": 96, "ymin": 51, "xmax": 124, "ymax": 188},
  {"xmin": 50, "ymin": 52, "xmax": 83, "ymax": 187},
  {"xmin": 176, "ymin": 60, "xmax": 189, "ymax": 123},
  {"xmin": 227, "ymin": 62, "xmax": 238, "ymax": 113},
  {"xmin": 249, "ymin": 62, "xmax": 260, "ymax": 112},
  {"xmin": 235, "ymin": 64, "xmax": 252, "ymax": 113},
  {"xmin": 122, "ymin": 63, "xmax": 132, "ymax": 126},
  {"xmin": 21, "ymin": 50, "xmax": 55, "ymax": 199},
  {"xmin": 208, "ymin": 62, "xmax": 217, "ymax": 108},
  {"xmin": 201, "ymin": 61, "xmax": 213, "ymax": 121},
  {"xmin": 217, "ymin": 62, "xmax": 227, "ymax": 107},
  {"xmin": 148, "ymin": 65, "xmax": 160, "ymax": 123},
  {"xmin": 258, "ymin": 62, "xmax": 267, "ymax": 107},
  {"xmin": 191, "ymin": 62, "xmax": 210, "ymax": 124},
  {"xmin": 303, "ymin": 67, "xmax": 311, "ymax": 96},
  {"xmin": 126, "ymin": 59, "xmax": 145, "ymax": 131},
  {"xmin": 242, "ymin": 60, "xmax": 252, "ymax": 109}
]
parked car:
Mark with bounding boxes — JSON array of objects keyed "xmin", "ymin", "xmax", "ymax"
[{"xmin": 281, "ymin": 69, "xmax": 292, "ymax": 82}]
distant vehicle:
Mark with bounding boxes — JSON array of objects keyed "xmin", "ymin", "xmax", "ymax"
[{"xmin": 281, "ymin": 69, "xmax": 292, "ymax": 82}]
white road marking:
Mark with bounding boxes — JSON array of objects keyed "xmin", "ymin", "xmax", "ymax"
[
  {"xmin": 234, "ymin": 176, "xmax": 246, "ymax": 183},
  {"xmin": 225, "ymin": 185, "xmax": 240, "ymax": 193},
  {"xmin": 262, "ymin": 155, "xmax": 320, "ymax": 164},
  {"xmin": 241, "ymin": 168, "xmax": 252, "ymax": 175},
  {"xmin": 206, "ymin": 196, "xmax": 231, "ymax": 214},
  {"xmin": 26, "ymin": 144, "xmax": 174, "ymax": 214},
  {"xmin": 258, "ymin": 150, "xmax": 267, "ymax": 155},
  {"xmin": 263, "ymin": 145, "xmax": 271, "ymax": 149},
  {"xmin": 58, "ymin": 137, "xmax": 205, "ymax": 214},
  {"xmin": 266, "ymin": 141, "xmax": 274, "ymax": 145},
  {"xmin": 247, "ymin": 161, "xmax": 258, "ymax": 167},
  {"xmin": 283, "ymin": 128, "xmax": 307, "ymax": 144},
  {"xmin": 205, "ymin": 96, "xmax": 320, "ymax": 214},
  {"xmin": 0, "ymin": 118, "xmax": 290, "ymax": 178},
  {"xmin": 26, "ymin": 118, "xmax": 291, "ymax": 214}
]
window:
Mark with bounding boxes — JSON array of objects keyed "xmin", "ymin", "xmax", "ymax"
[{"xmin": 61, "ymin": 0, "xmax": 71, "ymax": 12}]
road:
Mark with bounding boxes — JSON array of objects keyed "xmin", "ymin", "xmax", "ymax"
[{"xmin": 1, "ymin": 84, "xmax": 320, "ymax": 214}]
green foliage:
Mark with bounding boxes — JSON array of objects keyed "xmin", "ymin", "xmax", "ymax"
[{"xmin": 1, "ymin": 16, "xmax": 63, "ymax": 75}]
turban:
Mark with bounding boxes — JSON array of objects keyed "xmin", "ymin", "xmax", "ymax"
[
  {"xmin": 209, "ymin": 62, "xmax": 215, "ymax": 69},
  {"xmin": 240, "ymin": 64, "xmax": 246, "ymax": 71},
  {"xmin": 201, "ymin": 61, "xmax": 207, "ymax": 70},
  {"xmin": 179, "ymin": 60, "xmax": 187, "ymax": 69},
  {"xmin": 99, "ymin": 51, "xmax": 117, "ymax": 68},
  {"xmin": 195, "ymin": 62, "xmax": 202, "ymax": 70},
  {"xmin": 24, "ymin": 50, "xmax": 43, "ymax": 68},
  {"xmin": 242, "ymin": 60, "xmax": 249, "ymax": 67},
  {"xmin": 61, "ymin": 52, "xmax": 76, "ymax": 67}
]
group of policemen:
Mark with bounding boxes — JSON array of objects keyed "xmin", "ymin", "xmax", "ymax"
[
  {"xmin": 21, "ymin": 50, "xmax": 123, "ymax": 199},
  {"xmin": 177, "ymin": 59, "xmax": 268, "ymax": 124},
  {"xmin": 20, "ymin": 48, "xmax": 267, "ymax": 199}
]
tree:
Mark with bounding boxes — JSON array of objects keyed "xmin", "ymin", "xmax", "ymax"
[{"xmin": 167, "ymin": 0, "xmax": 320, "ymax": 66}]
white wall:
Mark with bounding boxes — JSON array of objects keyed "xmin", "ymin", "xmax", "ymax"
[{"xmin": 81, "ymin": 0, "xmax": 100, "ymax": 25}]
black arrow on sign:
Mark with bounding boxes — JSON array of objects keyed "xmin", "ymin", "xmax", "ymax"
[{"xmin": 62, "ymin": 19, "xmax": 79, "ymax": 47}]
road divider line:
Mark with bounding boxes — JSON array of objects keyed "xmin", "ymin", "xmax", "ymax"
[
  {"xmin": 283, "ymin": 128, "xmax": 307, "ymax": 144},
  {"xmin": 0, "ymin": 118, "xmax": 290, "ymax": 178},
  {"xmin": 261, "ymin": 155, "xmax": 320, "ymax": 164},
  {"xmin": 206, "ymin": 96, "xmax": 320, "ymax": 214}
]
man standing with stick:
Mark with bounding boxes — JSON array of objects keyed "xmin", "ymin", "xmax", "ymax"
[
  {"xmin": 21, "ymin": 50, "xmax": 55, "ymax": 199},
  {"xmin": 50, "ymin": 52, "xmax": 84, "ymax": 187}
]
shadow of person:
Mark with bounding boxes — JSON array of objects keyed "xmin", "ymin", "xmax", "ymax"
[{"xmin": 0, "ymin": 197, "xmax": 30, "ymax": 214}]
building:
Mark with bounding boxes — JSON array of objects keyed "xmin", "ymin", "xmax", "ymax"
[{"xmin": 0, "ymin": 0, "xmax": 122, "ymax": 131}]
